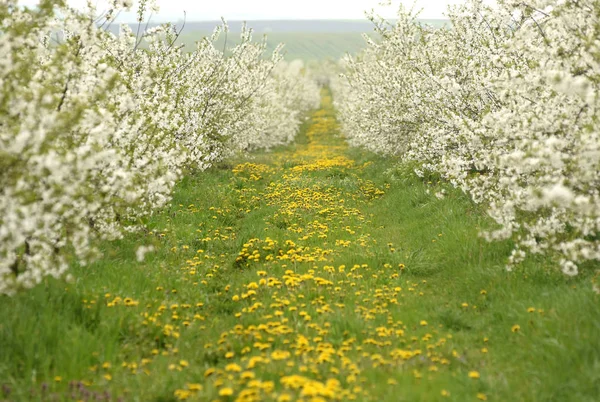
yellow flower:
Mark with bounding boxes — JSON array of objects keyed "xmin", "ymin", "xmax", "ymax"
[
  {"xmin": 187, "ymin": 383, "xmax": 202, "ymax": 392},
  {"xmin": 527, "ymin": 307, "xmax": 536, "ymax": 313},
  {"xmin": 511, "ymin": 324, "xmax": 521, "ymax": 333},
  {"xmin": 174, "ymin": 389, "xmax": 191, "ymax": 400},
  {"xmin": 241, "ymin": 371, "xmax": 255, "ymax": 380},
  {"xmin": 125, "ymin": 298, "xmax": 139, "ymax": 306},
  {"xmin": 420, "ymin": 320, "xmax": 428, "ymax": 326},
  {"xmin": 54, "ymin": 376, "xmax": 62, "ymax": 382},
  {"xmin": 225, "ymin": 363, "xmax": 242, "ymax": 372},
  {"xmin": 271, "ymin": 350, "xmax": 291, "ymax": 360},
  {"xmin": 441, "ymin": 389, "xmax": 450, "ymax": 397},
  {"xmin": 468, "ymin": 371, "xmax": 480, "ymax": 379},
  {"xmin": 477, "ymin": 393, "xmax": 488, "ymax": 400},
  {"xmin": 219, "ymin": 387, "xmax": 234, "ymax": 396}
]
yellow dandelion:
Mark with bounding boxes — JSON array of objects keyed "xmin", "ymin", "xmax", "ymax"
[
  {"xmin": 241, "ymin": 371, "xmax": 255, "ymax": 380},
  {"xmin": 219, "ymin": 387, "xmax": 234, "ymax": 396},
  {"xmin": 174, "ymin": 389, "xmax": 191, "ymax": 400},
  {"xmin": 187, "ymin": 383, "xmax": 202, "ymax": 392},
  {"xmin": 225, "ymin": 363, "xmax": 242, "ymax": 372}
]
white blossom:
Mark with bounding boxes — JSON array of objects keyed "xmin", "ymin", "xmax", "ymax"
[
  {"xmin": 135, "ymin": 245, "xmax": 155, "ymax": 262},
  {"xmin": 0, "ymin": 0, "xmax": 319, "ymax": 294},
  {"xmin": 333, "ymin": 0, "xmax": 600, "ymax": 275}
]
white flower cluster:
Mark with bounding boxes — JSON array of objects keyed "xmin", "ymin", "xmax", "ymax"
[
  {"xmin": 0, "ymin": 0, "xmax": 320, "ymax": 295},
  {"xmin": 333, "ymin": 0, "xmax": 600, "ymax": 275}
]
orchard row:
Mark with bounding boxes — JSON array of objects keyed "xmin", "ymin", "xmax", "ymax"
[
  {"xmin": 334, "ymin": 0, "xmax": 600, "ymax": 275},
  {"xmin": 0, "ymin": 0, "xmax": 320, "ymax": 294}
]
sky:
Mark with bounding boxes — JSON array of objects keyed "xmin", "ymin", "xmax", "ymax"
[{"xmin": 19, "ymin": 0, "xmax": 492, "ymax": 21}]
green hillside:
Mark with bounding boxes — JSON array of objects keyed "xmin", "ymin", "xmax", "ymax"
[
  {"xmin": 171, "ymin": 19, "xmax": 449, "ymax": 62},
  {"xmin": 179, "ymin": 32, "xmax": 368, "ymax": 61}
]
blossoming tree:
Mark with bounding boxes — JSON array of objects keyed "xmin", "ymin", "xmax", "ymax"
[
  {"xmin": 0, "ymin": 0, "xmax": 320, "ymax": 294},
  {"xmin": 333, "ymin": 0, "xmax": 600, "ymax": 275}
]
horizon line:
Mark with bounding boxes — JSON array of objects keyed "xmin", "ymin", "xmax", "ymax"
[{"xmin": 114, "ymin": 17, "xmax": 450, "ymax": 23}]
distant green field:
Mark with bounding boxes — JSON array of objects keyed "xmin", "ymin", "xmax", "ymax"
[
  {"xmin": 179, "ymin": 32, "xmax": 369, "ymax": 61},
  {"xmin": 121, "ymin": 19, "xmax": 448, "ymax": 62}
]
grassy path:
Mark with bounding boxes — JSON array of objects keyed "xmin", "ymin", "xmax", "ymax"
[{"xmin": 1, "ymin": 90, "xmax": 599, "ymax": 402}]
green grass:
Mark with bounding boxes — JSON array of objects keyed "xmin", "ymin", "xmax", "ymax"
[{"xmin": 0, "ymin": 91, "xmax": 599, "ymax": 402}]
